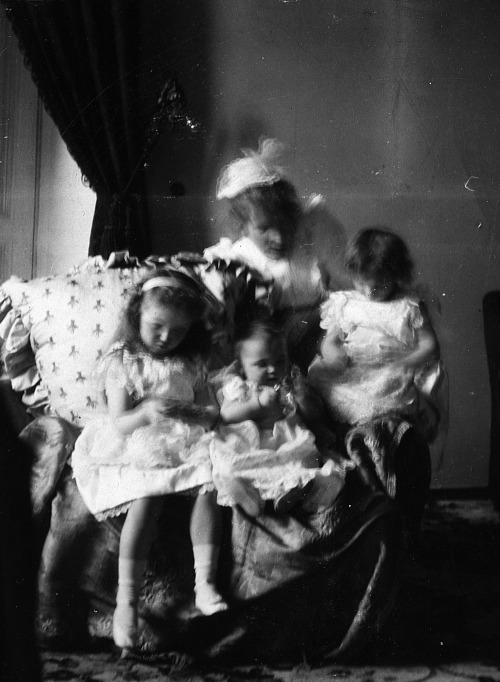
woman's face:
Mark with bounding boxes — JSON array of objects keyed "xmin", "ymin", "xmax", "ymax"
[
  {"xmin": 139, "ymin": 300, "xmax": 192, "ymax": 356},
  {"xmin": 244, "ymin": 205, "xmax": 295, "ymax": 260}
]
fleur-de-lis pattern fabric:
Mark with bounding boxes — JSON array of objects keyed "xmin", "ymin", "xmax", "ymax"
[
  {"xmin": 0, "ymin": 252, "xmax": 269, "ymax": 427},
  {"xmin": 0, "ymin": 257, "xmax": 146, "ymax": 426}
]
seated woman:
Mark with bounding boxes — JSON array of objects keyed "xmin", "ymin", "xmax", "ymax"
[
  {"xmin": 0, "ymin": 201, "xmax": 403, "ymax": 666},
  {"xmin": 204, "ymin": 137, "xmax": 345, "ymax": 371}
]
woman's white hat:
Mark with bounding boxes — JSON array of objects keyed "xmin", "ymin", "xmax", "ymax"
[{"xmin": 216, "ymin": 138, "xmax": 286, "ymax": 200}]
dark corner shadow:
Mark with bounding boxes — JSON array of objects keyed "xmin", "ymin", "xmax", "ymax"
[{"xmin": 0, "ymin": 394, "xmax": 42, "ymax": 681}]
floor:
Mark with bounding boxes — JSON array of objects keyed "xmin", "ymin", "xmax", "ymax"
[{"xmin": 41, "ymin": 498, "xmax": 500, "ymax": 682}]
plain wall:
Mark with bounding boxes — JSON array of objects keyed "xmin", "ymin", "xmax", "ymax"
[
  {"xmin": 144, "ymin": 0, "xmax": 500, "ymax": 489},
  {"xmin": 0, "ymin": 13, "xmax": 94, "ymax": 279},
  {"xmin": 36, "ymin": 110, "xmax": 95, "ymax": 276}
]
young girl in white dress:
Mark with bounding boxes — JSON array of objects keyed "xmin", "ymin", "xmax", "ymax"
[
  {"xmin": 204, "ymin": 138, "xmax": 349, "ymax": 371},
  {"xmin": 307, "ymin": 228, "xmax": 443, "ymax": 432},
  {"xmin": 72, "ymin": 270, "xmax": 227, "ymax": 653},
  {"xmin": 209, "ymin": 320, "xmax": 349, "ymax": 518},
  {"xmin": 307, "ymin": 228, "xmax": 446, "ymax": 540}
]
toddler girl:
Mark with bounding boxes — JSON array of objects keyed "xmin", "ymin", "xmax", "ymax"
[
  {"xmin": 72, "ymin": 269, "xmax": 227, "ymax": 653},
  {"xmin": 307, "ymin": 228, "xmax": 446, "ymax": 538},
  {"xmin": 209, "ymin": 320, "xmax": 349, "ymax": 518},
  {"xmin": 308, "ymin": 227, "xmax": 442, "ymax": 430},
  {"xmin": 204, "ymin": 138, "xmax": 346, "ymax": 370}
]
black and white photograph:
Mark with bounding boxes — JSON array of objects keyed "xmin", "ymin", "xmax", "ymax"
[{"xmin": 0, "ymin": 1, "xmax": 499, "ymax": 680}]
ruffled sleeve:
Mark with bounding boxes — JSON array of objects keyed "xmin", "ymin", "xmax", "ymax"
[
  {"xmin": 203, "ymin": 238, "xmax": 238, "ymax": 263},
  {"xmin": 221, "ymin": 374, "xmax": 250, "ymax": 403},
  {"xmin": 403, "ymin": 298, "xmax": 425, "ymax": 340},
  {"xmin": 98, "ymin": 344, "xmax": 132, "ymax": 397},
  {"xmin": 319, "ymin": 292, "xmax": 349, "ymax": 332}
]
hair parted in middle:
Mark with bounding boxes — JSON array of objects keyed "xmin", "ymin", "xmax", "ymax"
[
  {"xmin": 344, "ymin": 227, "xmax": 414, "ymax": 288},
  {"xmin": 118, "ymin": 268, "xmax": 211, "ymax": 358},
  {"xmin": 228, "ymin": 180, "xmax": 302, "ymax": 233},
  {"xmin": 234, "ymin": 318, "xmax": 285, "ymax": 358}
]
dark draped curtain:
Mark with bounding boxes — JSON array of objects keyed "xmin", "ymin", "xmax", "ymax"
[{"xmin": 3, "ymin": 0, "xmax": 183, "ymax": 259}]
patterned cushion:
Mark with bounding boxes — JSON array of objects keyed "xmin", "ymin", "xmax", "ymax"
[
  {"xmin": 1, "ymin": 257, "xmax": 147, "ymax": 426},
  {"xmin": 0, "ymin": 278, "xmax": 47, "ymax": 413},
  {"xmin": 0, "ymin": 252, "xmax": 265, "ymax": 428}
]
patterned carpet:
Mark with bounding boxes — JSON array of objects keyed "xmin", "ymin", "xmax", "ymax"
[{"xmin": 42, "ymin": 498, "xmax": 500, "ymax": 682}]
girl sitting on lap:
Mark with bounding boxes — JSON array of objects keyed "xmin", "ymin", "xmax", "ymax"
[
  {"xmin": 209, "ymin": 319, "xmax": 350, "ymax": 518},
  {"xmin": 308, "ymin": 227, "xmax": 446, "ymax": 539}
]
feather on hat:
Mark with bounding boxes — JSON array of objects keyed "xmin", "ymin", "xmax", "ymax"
[{"xmin": 216, "ymin": 138, "xmax": 286, "ymax": 200}]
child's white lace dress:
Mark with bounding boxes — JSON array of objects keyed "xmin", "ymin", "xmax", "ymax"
[
  {"xmin": 308, "ymin": 291, "xmax": 444, "ymax": 430},
  {"xmin": 209, "ymin": 373, "xmax": 344, "ymax": 508},
  {"xmin": 72, "ymin": 343, "xmax": 215, "ymax": 519}
]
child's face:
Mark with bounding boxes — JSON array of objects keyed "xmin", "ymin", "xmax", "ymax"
[
  {"xmin": 353, "ymin": 275, "xmax": 396, "ymax": 302},
  {"xmin": 139, "ymin": 301, "xmax": 192, "ymax": 356},
  {"xmin": 239, "ymin": 335, "xmax": 287, "ymax": 386},
  {"xmin": 244, "ymin": 205, "xmax": 295, "ymax": 260}
]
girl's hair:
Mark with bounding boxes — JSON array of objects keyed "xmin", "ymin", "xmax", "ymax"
[
  {"xmin": 344, "ymin": 227, "xmax": 414, "ymax": 288},
  {"xmin": 234, "ymin": 318, "xmax": 284, "ymax": 359},
  {"xmin": 229, "ymin": 180, "xmax": 302, "ymax": 231},
  {"xmin": 118, "ymin": 269, "xmax": 211, "ymax": 358}
]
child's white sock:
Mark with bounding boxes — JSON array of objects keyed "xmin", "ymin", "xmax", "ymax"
[
  {"xmin": 193, "ymin": 544, "xmax": 228, "ymax": 615},
  {"xmin": 113, "ymin": 558, "xmax": 147, "ymax": 649},
  {"xmin": 116, "ymin": 558, "xmax": 147, "ymax": 605}
]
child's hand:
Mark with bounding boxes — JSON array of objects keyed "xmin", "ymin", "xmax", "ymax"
[
  {"xmin": 162, "ymin": 401, "xmax": 219, "ymax": 429},
  {"xmin": 162, "ymin": 401, "xmax": 203, "ymax": 419},
  {"xmin": 257, "ymin": 386, "xmax": 279, "ymax": 407},
  {"xmin": 142, "ymin": 397, "xmax": 171, "ymax": 425},
  {"xmin": 257, "ymin": 386, "xmax": 285, "ymax": 428},
  {"xmin": 320, "ymin": 335, "xmax": 350, "ymax": 371}
]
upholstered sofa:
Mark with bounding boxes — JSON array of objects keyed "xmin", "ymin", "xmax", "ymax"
[{"xmin": 0, "ymin": 252, "xmax": 402, "ymax": 664}]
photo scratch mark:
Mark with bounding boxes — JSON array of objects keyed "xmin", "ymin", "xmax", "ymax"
[{"xmin": 465, "ymin": 176, "xmax": 479, "ymax": 192}]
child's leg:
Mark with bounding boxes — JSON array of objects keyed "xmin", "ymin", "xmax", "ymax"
[
  {"xmin": 113, "ymin": 496, "xmax": 164, "ymax": 649},
  {"xmin": 225, "ymin": 477, "xmax": 263, "ymax": 517},
  {"xmin": 190, "ymin": 490, "xmax": 228, "ymax": 615}
]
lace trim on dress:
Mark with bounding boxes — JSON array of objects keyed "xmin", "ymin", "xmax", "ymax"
[
  {"xmin": 319, "ymin": 291, "xmax": 425, "ymax": 343},
  {"xmin": 94, "ymin": 483, "xmax": 215, "ymax": 521},
  {"xmin": 98, "ymin": 342, "xmax": 201, "ymax": 401}
]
